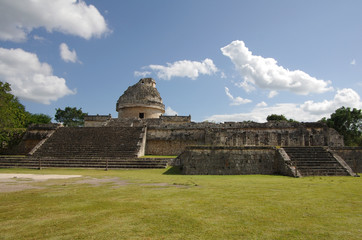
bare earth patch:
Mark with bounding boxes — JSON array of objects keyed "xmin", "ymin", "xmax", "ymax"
[
  {"xmin": 74, "ymin": 177, "xmax": 130, "ymax": 187},
  {"xmin": 0, "ymin": 173, "xmax": 82, "ymax": 193},
  {"xmin": 0, "ymin": 174, "xmax": 187, "ymax": 192},
  {"xmin": 0, "ymin": 174, "xmax": 82, "ymax": 181}
]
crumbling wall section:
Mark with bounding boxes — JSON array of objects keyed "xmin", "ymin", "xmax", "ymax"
[
  {"xmin": 145, "ymin": 121, "xmax": 344, "ymax": 156},
  {"xmin": 146, "ymin": 126, "xmax": 205, "ymax": 155},
  {"xmin": 179, "ymin": 146, "xmax": 278, "ymax": 175},
  {"xmin": 159, "ymin": 115, "xmax": 191, "ymax": 124},
  {"xmin": 204, "ymin": 122, "xmax": 344, "ymax": 147},
  {"xmin": 84, "ymin": 115, "xmax": 112, "ymax": 127},
  {"xmin": 330, "ymin": 147, "xmax": 362, "ymax": 173}
]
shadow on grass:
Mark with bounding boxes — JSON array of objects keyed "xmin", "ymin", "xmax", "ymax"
[{"xmin": 163, "ymin": 166, "xmax": 182, "ymax": 175}]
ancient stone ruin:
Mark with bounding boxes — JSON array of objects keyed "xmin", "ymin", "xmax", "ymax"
[
  {"xmin": 116, "ymin": 78, "xmax": 165, "ymax": 119},
  {"xmin": 1, "ymin": 78, "xmax": 361, "ymax": 177}
]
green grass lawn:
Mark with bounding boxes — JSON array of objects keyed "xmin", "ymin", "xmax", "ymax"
[{"xmin": 0, "ymin": 168, "xmax": 361, "ymax": 240}]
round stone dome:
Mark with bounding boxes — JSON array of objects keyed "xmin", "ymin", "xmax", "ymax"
[{"xmin": 116, "ymin": 78, "xmax": 165, "ymax": 119}]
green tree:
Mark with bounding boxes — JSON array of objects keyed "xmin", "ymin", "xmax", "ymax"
[
  {"xmin": 27, "ymin": 113, "xmax": 52, "ymax": 126},
  {"xmin": 321, "ymin": 106, "xmax": 362, "ymax": 146},
  {"xmin": 266, "ymin": 114, "xmax": 297, "ymax": 122},
  {"xmin": 0, "ymin": 81, "xmax": 52, "ymax": 150},
  {"xmin": 55, "ymin": 107, "xmax": 87, "ymax": 127},
  {"xmin": 0, "ymin": 81, "xmax": 29, "ymax": 128},
  {"xmin": 267, "ymin": 114, "xmax": 288, "ymax": 122},
  {"xmin": 0, "ymin": 81, "xmax": 27, "ymax": 149}
]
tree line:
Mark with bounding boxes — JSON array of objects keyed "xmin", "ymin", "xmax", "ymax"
[
  {"xmin": 0, "ymin": 81, "xmax": 87, "ymax": 149},
  {"xmin": 1, "ymin": 81, "xmax": 361, "ymax": 147}
]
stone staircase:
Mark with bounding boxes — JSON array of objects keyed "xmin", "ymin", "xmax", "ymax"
[
  {"xmin": 32, "ymin": 127, "xmax": 142, "ymax": 159},
  {"xmin": 0, "ymin": 127, "xmax": 168, "ymax": 169},
  {"xmin": 282, "ymin": 147, "xmax": 351, "ymax": 176},
  {"xmin": 0, "ymin": 156, "xmax": 38, "ymax": 169}
]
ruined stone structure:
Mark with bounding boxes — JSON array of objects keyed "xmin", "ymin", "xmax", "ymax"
[
  {"xmin": 144, "ymin": 121, "xmax": 344, "ymax": 156},
  {"xmin": 1, "ymin": 78, "xmax": 360, "ymax": 176},
  {"xmin": 84, "ymin": 114, "xmax": 112, "ymax": 127},
  {"xmin": 116, "ymin": 78, "xmax": 165, "ymax": 119}
]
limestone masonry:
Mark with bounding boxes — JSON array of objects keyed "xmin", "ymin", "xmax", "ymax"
[
  {"xmin": 1, "ymin": 78, "xmax": 360, "ymax": 176},
  {"xmin": 116, "ymin": 78, "xmax": 165, "ymax": 119}
]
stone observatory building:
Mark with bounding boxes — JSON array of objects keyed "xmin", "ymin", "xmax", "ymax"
[
  {"xmin": 1, "ymin": 77, "xmax": 361, "ymax": 177},
  {"xmin": 116, "ymin": 78, "xmax": 165, "ymax": 119}
]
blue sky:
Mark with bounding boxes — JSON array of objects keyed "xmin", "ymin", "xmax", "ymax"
[{"xmin": 0, "ymin": 0, "xmax": 361, "ymax": 122}]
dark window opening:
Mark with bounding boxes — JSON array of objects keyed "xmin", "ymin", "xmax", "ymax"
[{"xmin": 139, "ymin": 113, "xmax": 144, "ymax": 119}]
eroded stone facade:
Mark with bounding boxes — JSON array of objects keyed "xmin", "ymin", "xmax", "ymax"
[
  {"xmin": 180, "ymin": 146, "xmax": 280, "ymax": 175},
  {"xmin": 116, "ymin": 78, "xmax": 165, "ymax": 119},
  {"xmin": 145, "ymin": 121, "xmax": 344, "ymax": 156}
]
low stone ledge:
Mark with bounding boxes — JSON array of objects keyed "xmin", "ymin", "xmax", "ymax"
[
  {"xmin": 186, "ymin": 145, "xmax": 276, "ymax": 150},
  {"xmin": 179, "ymin": 146, "xmax": 278, "ymax": 175}
]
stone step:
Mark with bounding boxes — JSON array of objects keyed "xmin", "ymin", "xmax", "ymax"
[
  {"xmin": 32, "ymin": 126, "xmax": 144, "ymax": 160},
  {"xmin": 286, "ymin": 152, "xmax": 332, "ymax": 157},
  {"xmin": 0, "ymin": 156, "xmax": 168, "ymax": 169},
  {"xmin": 288, "ymin": 158, "xmax": 335, "ymax": 162},
  {"xmin": 35, "ymin": 153, "xmax": 139, "ymax": 158},
  {"xmin": 0, "ymin": 162, "xmax": 167, "ymax": 169},
  {"xmin": 296, "ymin": 165, "xmax": 345, "ymax": 169},
  {"xmin": 29, "ymin": 160, "xmax": 167, "ymax": 164},
  {"xmin": 0, "ymin": 160, "xmax": 166, "ymax": 164},
  {"xmin": 297, "ymin": 170, "xmax": 349, "ymax": 176}
]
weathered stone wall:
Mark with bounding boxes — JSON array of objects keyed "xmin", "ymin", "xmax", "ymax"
[
  {"xmin": 331, "ymin": 147, "xmax": 362, "ymax": 173},
  {"xmin": 204, "ymin": 122, "xmax": 343, "ymax": 147},
  {"xmin": 84, "ymin": 115, "xmax": 112, "ymax": 127},
  {"xmin": 144, "ymin": 121, "xmax": 344, "ymax": 156},
  {"xmin": 145, "ymin": 127, "xmax": 205, "ymax": 155},
  {"xmin": 179, "ymin": 146, "xmax": 280, "ymax": 175},
  {"xmin": 118, "ymin": 106, "xmax": 164, "ymax": 119},
  {"xmin": 116, "ymin": 78, "xmax": 165, "ymax": 119},
  {"xmin": 104, "ymin": 116, "xmax": 191, "ymax": 127},
  {"xmin": 159, "ymin": 115, "xmax": 191, "ymax": 124}
]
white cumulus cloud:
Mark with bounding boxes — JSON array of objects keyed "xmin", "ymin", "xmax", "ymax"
[
  {"xmin": 206, "ymin": 88, "xmax": 362, "ymax": 123},
  {"xmin": 301, "ymin": 88, "xmax": 362, "ymax": 115},
  {"xmin": 225, "ymin": 87, "xmax": 251, "ymax": 106},
  {"xmin": 142, "ymin": 58, "xmax": 218, "ymax": 80},
  {"xmin": 350, "ymin": 59, "xmax": 356, "ymax": 65},
  {"xmin": 164, "ymin": 106, "xmax": 178, "ymax": 116},
  {"xmin": 33, "ymin": 35, "xmax": 45, "ymax": 41},
  {"xmin": 0, "ymin": 0, "xmax": 110, "ymax": 42},
  {"xmin": 206, "ymin": 103, "xmax": 299, "ymax": 123},
  {"xmin": 60, "ymin": 43, "xmax": 79, "ymax": 63},
  {"xmin": 221, "ymin": 40, "xmax": 333, "ymax": 95},
  {"xmin": 256, "ymin": 101, "xmax": 267, "ymax": 107},
  {"xmin": 134, "ymin": 70, "xmax": 152, "ymax": 78},
  {"xmin": 0, "ymin": 47, "xmax": 75, "ymax": 104},
  {"xmin": 268, "ymin": 90, "xmax": 278, "ymax": 98}
]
